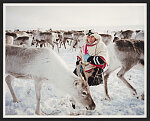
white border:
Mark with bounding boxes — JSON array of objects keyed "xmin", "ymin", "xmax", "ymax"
[
  {"xmin": 144, "ymin": 4, "xmax": 147, "ymax": 119},
  {"xmin": 3, "ymin": 3, "xmax": 6, "ymax": 119},
  {"xmin": 3, "ymin": 3, "xmax": 147, "ymax": 6},
  {"xmin": 3, "ymin": 3, "xmax": 147, "ymax": 118}
]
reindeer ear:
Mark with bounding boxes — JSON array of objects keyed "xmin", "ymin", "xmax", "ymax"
[{"xmin": 73, "ymin": 80, "xmax": 80, "ymax": 87}]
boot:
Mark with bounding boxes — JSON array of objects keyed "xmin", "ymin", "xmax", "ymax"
[
  {"xmin": 88, "ymin": 76, "xmax": 94, "ymax": 86},
  {"xmin": 88, "ymin": 68, "xmax": 103, "ymax": 86},
  {"xmin": 96, "ymin": 68, "xmax": 103, "ymax": 84}
]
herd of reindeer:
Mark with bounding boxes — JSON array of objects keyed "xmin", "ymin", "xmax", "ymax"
[
  {"xmin": 5, "ymin": 28, "xmax": 144, "ymax": 115},
  {"xmin": 5, "ymin": 29, "xmax": 86, "ymax": 52}
]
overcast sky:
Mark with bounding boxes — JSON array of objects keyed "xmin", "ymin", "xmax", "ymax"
[{"xmin": 4, "ymin": 4, "xmax": 146, "ymax": 31}]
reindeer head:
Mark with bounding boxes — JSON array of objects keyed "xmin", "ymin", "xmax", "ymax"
[
  {"xmin": 114, "ymin": 30, "xmax": 124, "ymax": 39},
  {"xmin": 72, "ymin": 62, "xmax": 96, "ymax": 110},
  {"xmin": 73, "ymin": 78, "xmax": 96, "ymax": 110}
]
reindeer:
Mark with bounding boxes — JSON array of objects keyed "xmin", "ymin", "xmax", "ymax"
[
  {"xmin": 14, "ymin": 30, "xmax": 29, "ymax": 37},
  {"xmin": 71, "ymin": 31, "xmax": 85, "ymax": 51},
  {"xmin": 135, "ymin": 30, "xmax": 144, "ymax": 40},
  {"xmin": 104, "ymin": 37, "xmax": 144, "ymax": 100},
  {"xmin": 5, "ymin": 45, "xmax": 96, "ymax": 115},
  {"xmin": 32, "ymin": 31, "xmax": 59, "ymax": 52},
  {"xmin": 5, "ymin": 35, "xmax": 14, "ymax": 45},
  {"xmin": 61, "ymin": 31, "xmax": 74, "ymax": 49},
  {"xmin": 13, "ymin": 36, "xmax": 33, "ymax": 47},
  {"xmin": 99, "ymin": 34, "xmax": 113, "ymax": 45},
  {"xmin": 114, "ymin": 30, "xmax": 136, "ymax": 39},
  {"xmin": 6, "ymin": 32, "xmax": 17, "ymax": 39},
  {"xmin": 33, "ymin": 39, "xmax": 47, "ymax": 48},
  {"xmin": 53, "ymin": 31, "xmax": 63, "ymax": 52},
  {"xmin": 78, "ymin": 37, "xmax": 144, "ymax": 100}
]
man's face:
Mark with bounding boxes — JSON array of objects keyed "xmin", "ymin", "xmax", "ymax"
[{"xmin": 87, "ymin": 35, "xmax": 96, "ymax": 44}]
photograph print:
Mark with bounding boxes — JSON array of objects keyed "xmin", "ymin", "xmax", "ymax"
[{"xmin": 3, "ymin": 3, "xmax": 147, "ymax": 118}]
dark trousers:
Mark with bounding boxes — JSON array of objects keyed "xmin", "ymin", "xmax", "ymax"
[{"xmin": 73, "ymin": 67, "xmax": 103, "ymax": 86}]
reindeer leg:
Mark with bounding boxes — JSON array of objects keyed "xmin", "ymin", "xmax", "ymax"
[
  {"xmin": 59, "ymin": 42, "xmax": 62, "ymax": 48},
  {"xmin": 40, "ymin": 44, "xmax": 42, "ymax": 48},
  {"xmin": 117, "ymin": 66, "xmax": 138, "ymax": 98},
  {"xmin": 46, "ymin": 42, "xmax": 49, "ymax": 47},
  {"xmin": 103, "ymin": 66, "xmax": 120, "ymax": 100},
  {"xmin": 35, "ymin": 80, "xmax": 43, "ymax": 115},
  {"xmin": 5, "ymin": 75, "xmax": 20, "ymax": 103},
  {"xmin": 104, "ymin": 73, "xmax": 111, "ymax": 100},
  {"xmin": 69, "ymin": 40, "xmax": 71, "ymax": 46},
  {"xmin": 141, "ymin": 92, "xmax": 144, "ymax": 100},
  {"xmin": 57, "ymin": 44, "xmax": 59, "ymax": 53},
  {"xmin": 64, "ymin": 42, "xmax": 66, "ymax": 49},
  {"xmin": 36, "ymin": 41, "xmax": 38, "ymax": 47},
  {"xmin": 49, "ymin": 42, "xmax": 54, "ymax": 50},
  {"xmin": 52, "ymin": 44, "xmax": 54, "ymax": 50}
]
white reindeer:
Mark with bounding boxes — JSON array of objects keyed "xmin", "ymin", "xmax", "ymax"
[
  {"xmin": 32, "ymin": 31, "xmax": 60, "ymax": 52},
  {"xmin": 13, "ymin": 36, "xmax": 33, "ymax": 47},
  {"xmin": 5, "ymin": 35, "xmax": 14, "ymax": 45},
  {"xmin": 5, "ymin": 45, "xmax": 96, "ymax": 115},
  {"xmin": 135, "ymin": 31, "xmax": 144, "ymax": 40}
]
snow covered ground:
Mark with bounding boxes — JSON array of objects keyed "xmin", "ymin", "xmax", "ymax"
[{"xmin": 4, "ymin": 44, "xmax": 146, "ymax": 118}]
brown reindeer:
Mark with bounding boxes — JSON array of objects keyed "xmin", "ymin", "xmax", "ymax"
[
  {"xmin": 104, "ymin": 37, "xmax": 144, "ymax": 100},
  {"xmin": 114, "ymin": 30, "xmax": 136, "ymax": 39}
]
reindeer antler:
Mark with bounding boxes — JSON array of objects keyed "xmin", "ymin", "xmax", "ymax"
[
  {"xmin": 78, "ymin": 47, "xmax": 89, "ymax": 82},
  {"xmin": 77, "ymin": 61, "xmax": 85, "ymax": 82}
]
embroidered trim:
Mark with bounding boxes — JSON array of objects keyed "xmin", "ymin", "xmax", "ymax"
[
  {"xmin": 77, "ymin": 56, "xmax": 81, "ymax": 61},
  {"xmin": 84, "ymin": 43, "xmax": 97, "ymax": 55},
  {"xmin": 90, "ymin": 63, "xmax": 106, "ymax": 69},
  {"xmin": 86, "ymin": 43, "xmax": 97, "ymax": 46},
  {"xmin": 99, "ymin": 56, "xmax": 108, "ymax": 66},
  {"xmin": 85, "ymin": 44, "xmax": 87, "ymax": 55}
]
